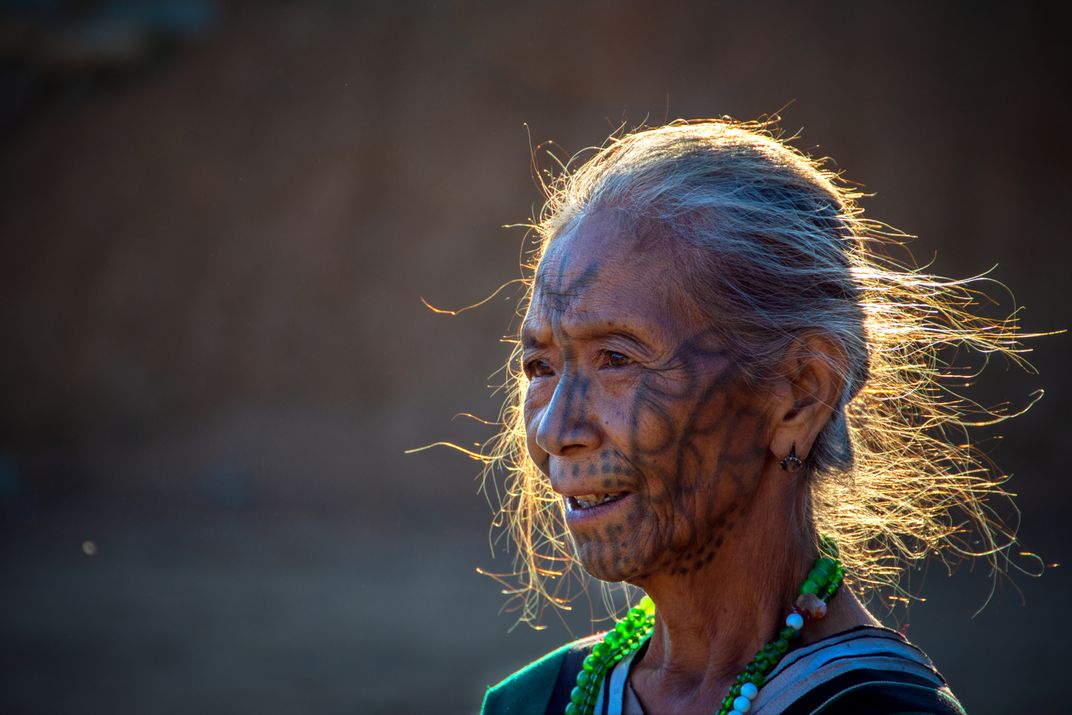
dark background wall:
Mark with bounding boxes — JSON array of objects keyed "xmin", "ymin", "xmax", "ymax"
[{"xmin": 1, "ymin": 2, "xmax": 1069, "ymax": 713}]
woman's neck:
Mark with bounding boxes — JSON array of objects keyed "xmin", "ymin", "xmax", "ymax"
[{"xmin": 627, "ymin": 471, "xmax": 822, "ymax": 712}]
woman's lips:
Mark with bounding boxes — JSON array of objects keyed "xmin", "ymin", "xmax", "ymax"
[{"xmin": 564, "ymin": 491, "xmax": 633, "ymax": 523}]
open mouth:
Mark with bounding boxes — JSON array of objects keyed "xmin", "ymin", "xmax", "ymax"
[{"xmin": 568, "ymin": 492, "xmax": 630, "ymax": 510}]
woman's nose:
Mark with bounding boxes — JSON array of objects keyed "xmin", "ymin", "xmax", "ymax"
[{"xmin": 534, "ymin": 376, "xmax": 602, "ymax": 457}]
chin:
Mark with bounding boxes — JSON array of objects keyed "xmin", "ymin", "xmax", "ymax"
[{"xmin": 575, "ymin": 541, "xmax": 643, "ymax": 583}]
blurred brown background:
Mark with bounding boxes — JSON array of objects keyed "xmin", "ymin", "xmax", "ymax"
[{"xmin": 1, "ymin": 2, "xmax": 1069, "ymax": 713}]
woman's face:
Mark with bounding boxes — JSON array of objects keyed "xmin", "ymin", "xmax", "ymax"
[{"xmin": 522, "ymin": 211, "xmax": 774, "ymax": 583}]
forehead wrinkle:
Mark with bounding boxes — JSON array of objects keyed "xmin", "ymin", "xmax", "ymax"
[
  {"xmin": 557, "ymin": 309, "xmax": 645, "ymax": 340},
  {"xmin": 525, "ymin": 304, "xmax": 668, "ymax": 354},
  {"xmin": 527, "ymin": 277, "xmax": 705, "ymax": 357},
  {"xmin": 533, "ymin": 265, "xmax": 599, "ymax": 313},
  {"xmin": 536, "ymin": 283, "xmax": 587, "ymax": 313},
  {"xmin": 528, "ymin": 215, "xmax": 709, "ymax": 350}
]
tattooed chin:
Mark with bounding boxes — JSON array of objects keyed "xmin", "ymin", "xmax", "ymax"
[{"xmin": 574, "ymin": 537, "xmax": 642, "ymax": 583}]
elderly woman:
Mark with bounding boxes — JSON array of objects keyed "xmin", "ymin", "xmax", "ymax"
[{"xmin": 478, "ymin": 120, "xmax": 1029, "ymax": 714}]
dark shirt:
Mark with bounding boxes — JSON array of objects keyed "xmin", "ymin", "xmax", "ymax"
[{"xmin": 481, "ymin": 627, "xmax": 965, "ymax": 715}]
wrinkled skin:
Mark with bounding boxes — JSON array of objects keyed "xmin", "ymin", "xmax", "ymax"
[{"xmin": 522, "ymin": 210, "xmax": 773, "ymax": 585}]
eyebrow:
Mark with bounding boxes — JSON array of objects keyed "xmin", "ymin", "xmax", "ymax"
[
  {"xmin": 521, "ymin": 316, "xmax": 655, "ymax": 353},
  {"xmin": 520, "ymin": 326, "xmax": 543, "ymax": 349}
]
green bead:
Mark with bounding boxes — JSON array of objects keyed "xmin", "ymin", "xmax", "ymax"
[
  {"xmin": 581, "ymin": 656, "xmax": 597, "ymax": 672},
  {"xmin": 565, "ymin": 703, "xmax": 580, "ymax": 715},
  {"xmin": 780, "ymin": 626, "xmax": 796, "ymax": 640},
  {"xmin": 569, "ymin": 686, "xmax": 586, "ymax": 706},
  {"xmin": 593, "ymin": 643, "xmax": 608, "ymax": 658},
  {"xmin": 615, "ymin": 621, "xmax": 631, "ymax": 636},
  {"xmin": 824, "ymin": 571, "xmax": 843, "ymax": 597},
  {"xmin": 605, "ymin": 631, "xmax": 621, "ymax": 647},
  {"xmin": 775, "ymin": 638, "xmax": 789, "ymax": 653},
  {"xmin": 730, "ymin": 683, "xmax": 741, "ymax": 696},
  {"xmin": 800, "ymin": 579, "xmax": 819, "ymax": 595},
  {"xmin": 576, "ymin": 670, "xmax": 590, "ymax": 687}
]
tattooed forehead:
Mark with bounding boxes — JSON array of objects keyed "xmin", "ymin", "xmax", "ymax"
[{"xmin": 532, "ymin": 255, "xmax": 598, "ymax": 305}]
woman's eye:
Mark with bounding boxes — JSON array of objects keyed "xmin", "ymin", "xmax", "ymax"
[
  {"xmin": 603, "ymin": 351, "xmax": 632, "ymax": 368},
  {"xmin": 525, "ymin": 359, "xmax": 554, "ymax": 378}
]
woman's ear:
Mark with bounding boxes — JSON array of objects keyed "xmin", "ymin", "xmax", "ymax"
[{"xmin": 769, "ymin": 331, "xmax": 848, "ymax": 464}]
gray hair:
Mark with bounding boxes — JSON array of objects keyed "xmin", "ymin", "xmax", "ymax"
[
  {"xmin": 485, "ymin": 118, "xmax": 1035, "ymax": 625},
  {"xmin": 544, "ymin": 122, "xmax": 868, "ymax": 475}
]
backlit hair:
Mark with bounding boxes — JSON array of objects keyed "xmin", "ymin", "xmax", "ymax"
[{"xmin": 478, "ymin": 118, "xmax": 1038, "ymax": 626}]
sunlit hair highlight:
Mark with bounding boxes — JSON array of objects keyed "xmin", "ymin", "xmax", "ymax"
[{"xmin": 478, "ymin": 118, "xmax": 1040, "ymax": 627}]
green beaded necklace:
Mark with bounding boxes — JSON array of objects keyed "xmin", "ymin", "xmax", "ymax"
[{"xmin": 565, "ymin": 540, "xmax": 844, "ymax": 715}]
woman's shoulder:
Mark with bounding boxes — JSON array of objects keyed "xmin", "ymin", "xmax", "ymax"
[
  {"xmin": 759, "ymin": 625, "xmax": 966, "ymax": 715},
  {"xmin": 480, "ymin": 633, "xmax": 602, "ymax": 715}
]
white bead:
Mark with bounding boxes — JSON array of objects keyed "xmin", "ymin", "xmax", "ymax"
[
  {"xmin": 740, "ymin": 682, "xmax": 759, "ymax": 700},
  {"xmin": 786, "ymin": 612, "xmax": 805, "ymax": 630},
  {"xmin": 733, "ymin": 695, "xmax": 752, "ymax": 712}
]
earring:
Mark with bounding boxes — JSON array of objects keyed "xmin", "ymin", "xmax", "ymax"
[{"xmin": 780, "ymin": 443, "xmax": 803, "ymax": 473}]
